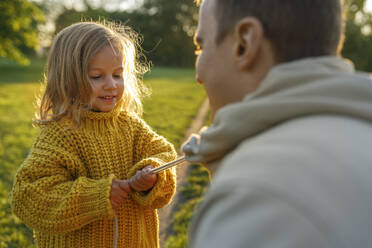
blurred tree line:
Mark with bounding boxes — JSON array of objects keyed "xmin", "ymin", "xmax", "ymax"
[
  {"xmin": 343, "ymin": 0, "xmax": 372, "ymax": 70},
  {"xmin": 53, "ymin": 0, "xmax": 198, "ymax": 67},
  {"xmin": 2, "ymin": 0, "xmax": 372, "ymax": 69}
]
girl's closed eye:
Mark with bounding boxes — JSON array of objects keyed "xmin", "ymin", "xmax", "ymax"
[
  {"xmin": 90, "ymin": 75, "xmax": 102, "ymax": 80},
  {"xmin": 113, "ymin": 73, "xmax": 123, "ymax": 79},
  {"xmin": 113, "ymin": 68, "xmax": 124, "ymax": 79}
]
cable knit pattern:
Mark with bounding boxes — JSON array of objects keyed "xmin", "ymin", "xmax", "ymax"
[{"xmin": 11, "ymin": 108, "xmax": 177, "ymax": 248}]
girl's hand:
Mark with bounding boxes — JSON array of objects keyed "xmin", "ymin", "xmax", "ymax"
[
  {"xmin": 129, "ymin": 166, "xmax": 158, "ymax": 192},
  {"xmin": 110, "ymin": 179, "xmax": 131, "ymax": 211}
]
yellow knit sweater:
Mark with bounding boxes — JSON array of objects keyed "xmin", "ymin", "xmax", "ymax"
[{"xmin": 11, "ymin": 107, "xmax": 177, "ymax": 248}]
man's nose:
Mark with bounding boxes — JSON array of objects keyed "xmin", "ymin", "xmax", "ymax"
[{"xmin": 196, "ymin": 75, "xmax": 203, "ymax": 85}]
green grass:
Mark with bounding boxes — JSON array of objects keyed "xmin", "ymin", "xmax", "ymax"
[
  {"xmin": 0, "ymin": 60, "xmax": 205, "ymax": 247},
  {"xmin": 0, "ymin": 58, "xmax": 45, "ymax": 84},
  {"xmin": 164, "ymin": 110, "xmax": 211, "ymax": 248},
  {"xmin": 165, "ymin": 163, "xmax": 211, "ymax": 248},
  {"xmin": 143, "ymin": 68, "xmax": 203, "ymax": 148}
]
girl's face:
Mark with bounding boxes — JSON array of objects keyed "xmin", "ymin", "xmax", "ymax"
[{"xmin": 88, "ymin": 45, "xmax": 124, "ymax": 112}]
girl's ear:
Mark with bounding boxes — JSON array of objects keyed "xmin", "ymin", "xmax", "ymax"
[{"xmin": 234, "ymin": 17, "xmax": 264, "ymax": 70}]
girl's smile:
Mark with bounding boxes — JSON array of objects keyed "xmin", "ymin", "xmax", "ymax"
[{"xmin": 99, "ymin": 95, "xmax": 117, "ymax": 103}]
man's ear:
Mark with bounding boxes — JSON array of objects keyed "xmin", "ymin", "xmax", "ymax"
[{"xmin": 234, "ymin": 17, "xmax": 264, "ymax": 70}]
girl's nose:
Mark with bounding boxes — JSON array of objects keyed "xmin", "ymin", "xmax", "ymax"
[{"xmin": 104, "ymin": 76, "xmax": 117, "ymax": 89}]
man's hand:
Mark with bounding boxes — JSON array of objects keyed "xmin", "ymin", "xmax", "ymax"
[
  {"xmin": 110, "ymin": 179, "xmax": 131, "ymax": 211},
  {"xmin": 129, "ymin": 166, "xmax": 158, "ymax": 192}
]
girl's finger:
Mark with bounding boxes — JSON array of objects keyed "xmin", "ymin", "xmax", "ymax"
[
  {"xmin": 129, "ymin": 175, "xmax": 142, "ymax": 191},
  {"xmin": 142, "ymin": 166, "xmax": 153, "ymax": 174},
  {"xmin": 129, "ymin": 168, "xmax": 156, "ymax": 191},
  {"xmin": 110, "ymin": 198, "xmax": 120, "ymax": 210},
  {"xmin": 132, "ymin": 170, "xmax": 147, "ymax": 187},
  {"xmin": 119, "ymin": 180, "xmax": 131, "ymax": 193},
  {"xmin": 113, "ymin": 189, "xmax": 127, "ymax": 203},
  {"xmin": 143, "ymin": 172, "xmax": 157, "ymax": 185},
  {"xmin": 138, "ymin": 170, "xmax": 148, "ymax": 184},
  {"xmin": 119, "ymin": 189, "xmax": 128, "ymax": 199}
]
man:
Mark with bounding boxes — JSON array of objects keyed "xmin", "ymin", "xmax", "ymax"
[{"xmin": 182, "ymin": 0, "xmax": 372, "ymax": 247}]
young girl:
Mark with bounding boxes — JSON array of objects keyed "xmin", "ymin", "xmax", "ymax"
[{"xmin": 11, "ymin": 21, "xmax": 177, "ymax": 248}]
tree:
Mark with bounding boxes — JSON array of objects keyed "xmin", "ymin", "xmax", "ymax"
[
  {"xmin": 344, "ymin": 0, "xmax": 366, "ymax": 19},
  {"xmin": 342, "ymin": 0, "xmax": 372, "ymax": 71},
  {"xmin": 53, "ymin": 0, "xmax": 198, "ymax": 67},
  {"xmin": 0, "ymin": 0, "xmax": 45, "ymax": 65},
  {"xmin": 133, "ymin": 0, "xmax": 198, "ymax": 67}
]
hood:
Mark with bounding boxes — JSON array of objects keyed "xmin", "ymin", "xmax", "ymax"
[{"xmin": 182, "ymin": 56, "xmax": 372, "ymax": 164}]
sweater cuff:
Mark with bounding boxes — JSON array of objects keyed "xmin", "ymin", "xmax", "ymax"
[
  {"xmin": 79, "ymin": 174, "xmax": 115, "ymax": 220},
  {"xmin": 129, "ymin": 158, "xmax": 176, "ymax": 208}
]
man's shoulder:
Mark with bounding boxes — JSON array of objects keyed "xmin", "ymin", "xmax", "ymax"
[
  {"xmin": 215, "ymin": 114, "xmax": 372, "ymax": 184},
  {"xmin": 234, "ymin": 114, "xmax": 372, "ymax": 155},
  {"xmin": 190, "ymin": 115, "xmax": 372, "ymax": 248}
]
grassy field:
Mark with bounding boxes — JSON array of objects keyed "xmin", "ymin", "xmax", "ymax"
[
  {"xmin": 0, "ymin": 59, "xmax": 205, "ymax": 247},
  {"xmin": 164, "ymin": 114, "xmax": 211, "ymax": 248},
  {"xmin": 165, "ymin": 164, "xmax": 210, "ymax": 248}
]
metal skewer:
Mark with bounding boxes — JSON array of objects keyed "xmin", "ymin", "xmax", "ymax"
[{"xmin": 149, "ymin": 156, "xmax": 186, "ymax": 174}]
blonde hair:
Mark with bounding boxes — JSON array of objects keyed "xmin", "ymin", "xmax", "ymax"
[{"xmin": 36, "ymin": 21, "xmax": 150, "ymax": 126}]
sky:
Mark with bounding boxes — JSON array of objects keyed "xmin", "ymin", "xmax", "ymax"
[
  {"xmin": 61, "ymin": 0, "xmax": 142, "ymax": 11},
  {"xmin": 365, "ymin": 0, "xmax": 372, "ymax": 12},
  {"xmin": 32, "ymin": 0, "xmax": 142, "ymax": 12}
]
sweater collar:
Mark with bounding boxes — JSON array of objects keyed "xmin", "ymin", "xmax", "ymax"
[
  {"xmin": 82, "ymin": 100, "xmax": 123, "ymax": 121},
  {"xmin": 79, "ymin": 100, "xmax": 125, "ymax": 134}
]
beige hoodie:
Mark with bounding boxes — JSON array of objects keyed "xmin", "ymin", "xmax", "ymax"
[{"xmin": 184, "ymin": 56, "xmax": 372, "ymax": 248}]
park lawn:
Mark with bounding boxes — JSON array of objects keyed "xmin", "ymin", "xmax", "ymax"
[
  {"xmin": 165, "ymin": 114, "xmax": 211, "ymax": 248},
  {"xmin": 143, "ymin": 67, "xmax": 203, "ymax": 147},
  {"xmin": 0, "ymin": 58, "xmax": 46, "ymax": 83},
  {"xmin": 0, "ymin": 63, "xmax": 205, "ymax": 247},
  {"xmin": 165, "ymin": 163, "xmax": 210, "ymax": 248}
]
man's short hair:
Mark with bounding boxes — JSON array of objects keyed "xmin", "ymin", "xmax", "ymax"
[{"xmin": 198, "ymin": 0, "xmax": 344, "ymax": 63}]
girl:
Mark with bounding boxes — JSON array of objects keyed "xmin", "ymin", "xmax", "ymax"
[{"xmin": 11, "ymin": 21, "xmax": 177, "ymax": 248}]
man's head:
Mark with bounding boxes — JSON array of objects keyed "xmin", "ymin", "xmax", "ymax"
[
  {"xmin": 194, "ymin": 0, "xmax": 344, "ymax": 120},
  {"xmin": 197, "ymin": 0, "xmax": 344, "ymax": 62}
]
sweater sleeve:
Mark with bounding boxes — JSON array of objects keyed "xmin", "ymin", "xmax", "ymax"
[
  {"xmin": 11, "ymin": 123, "xmax": 115, "ymax": 234},
  {"xmin": 127, "ymin": 114, "xmax": 177, "ymax": 209}
]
